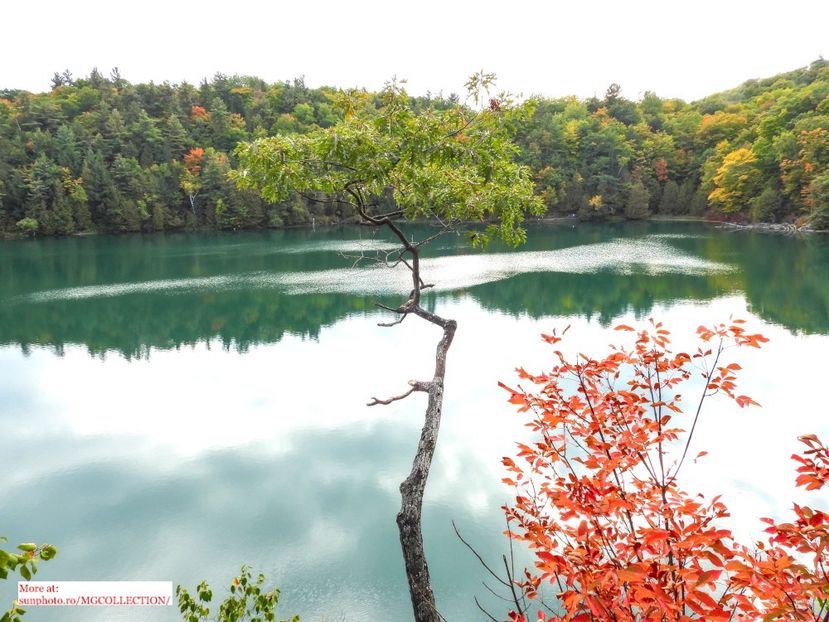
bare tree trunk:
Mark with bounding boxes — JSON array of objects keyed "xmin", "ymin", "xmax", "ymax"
[
  {"xmin": 397, "ymin": 312, "xmax": 456, "ymax": 622},
  {"xmin": 352, "ymin": 197, "xmax": 455, "ymax": 621}
]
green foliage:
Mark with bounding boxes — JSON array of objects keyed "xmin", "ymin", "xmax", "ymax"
[
  {"xmin": 624, "ymin": 179, "xmax": 650, "ymax": 219},
  {"xmin": 0, "ymin": 71, "xmax": 384, "ymax": 235},
  {"xmin": 514, "ymin": 59, "xmax": 829, "ymax": 223},
  {"xmin": 234, "ymin": 75, "xmax": 544, "ymax": 247},
  {"xmin": 176, "ymin": 566, "xmax": 297, "ymax": 622},
  {"xmin": 14, "ymin": 218, "xmax": 38, "ymax": 236},
  {"xmin": 1, "ymin": 537, "xmax": 57, "ymax": 622},
  {"xmin": 750, "ymin": 182, "xmax": 783, "ymax": 222},
  {"xmin": 659, "ymin": 179, "xmax": 680, "ymax": 214},
  {"xmin": 809, "ymin": 171, "xmax": 829, "ymax": 229},
  {"xmin": 1, "ymin": 61, "xmax": 828, "ymax": 235}
]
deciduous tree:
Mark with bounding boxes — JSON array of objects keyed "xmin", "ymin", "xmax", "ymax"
[
  {"xmin": 708, "ymin": 147, "xmax": 762, "ymax": 213},
  {"xmin": 181, "ymin": 147, "xmax": 204, "ymax": 216},
  {"xmin": 234, "ymin": 73, "xmax": 544, "ymax": 622},
  {"xmin": 499, "ymin": 320, "xmax": 829, "ymax": 621}
]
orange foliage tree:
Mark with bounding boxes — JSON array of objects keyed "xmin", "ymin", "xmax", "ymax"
[
  {"xmin": 654, "ymin": 158, "xmax": 669, "ymax": 183},
  {"xmin": 190, "ymin": 105, "xmax": 210, "ymax": 121},
  {"xmin": 181, "ymin": 147, "xmax": 205, "ymax": 215},
  {"xmin": 499, "ymin": 320, "xmax": 829, "ymax": 621}
]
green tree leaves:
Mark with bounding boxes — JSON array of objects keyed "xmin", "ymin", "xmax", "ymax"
[
  {"xmin": 0, "ymin": 538, "xmax": 57, "ymax": 622},
  {"xmin": 176, "ymin": 566, "xmax": 297, "ymax": 622},
  {"xmin": 234, "ymin": 75, "xmax": 544, "ymax": 248}
]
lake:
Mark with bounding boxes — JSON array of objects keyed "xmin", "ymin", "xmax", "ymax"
[{"xmin": 1, "ymin": 221, "xmax": 828, "ymax": 621}]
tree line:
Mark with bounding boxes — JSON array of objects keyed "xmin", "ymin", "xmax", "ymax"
[{"xmin": 0, "ymin": 60, "xmax": 827, "ymax": 237}]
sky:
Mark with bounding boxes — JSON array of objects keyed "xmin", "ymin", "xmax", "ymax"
[{"xmin": 3, "ymin": 0, "xmax": 828, "ymax": 102}]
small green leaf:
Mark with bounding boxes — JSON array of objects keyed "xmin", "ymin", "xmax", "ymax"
[{"xmin": 39, "ymin": 545, "xmax": 57, "ymax": 561}]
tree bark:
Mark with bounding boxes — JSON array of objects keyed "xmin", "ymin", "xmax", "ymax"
[
  {"xmin": 397, "ymin": 314, "xmax": 456, "ymax": 622},
  {"xmin": 357, "ymin": 206, "xmax": 456, "ymax": 622}
]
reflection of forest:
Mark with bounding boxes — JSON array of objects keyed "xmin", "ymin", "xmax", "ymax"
[
  {"xmin": 0, "ymin": 289, "xmax": 388, "ymax": 358},
  {"xmin": 0, "ymin": 224, "xmax": 826, "ymax": 357},
  {"xmin": 465, "ymin": 270, "xmax": 736, "ymax": 326},
  {"xmin": 736, "ymin": 232, "xmax": 829, "ymax": 335}
]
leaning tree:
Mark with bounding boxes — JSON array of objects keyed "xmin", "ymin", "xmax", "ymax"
[{"xmin": 233, "ymin": 73, "xmax": 543, "ymax": 622}]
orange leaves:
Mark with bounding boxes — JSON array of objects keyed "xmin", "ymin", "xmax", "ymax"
[
  {"xmin": 497, "ymin": 319, "xmax": 829, "ymax": 621},
  {"xmin": 696, "ymin": 319, "xmax": 768, "ymax": 349},
  {"xmin": 740, "ymin": 333, "xmax": 769, "ymax": 348},
  {"xmin": 499, "ymin": 381, "xmax": 531, "ymax": 413},
  {"xmin": 791, "ymin": 434, "xmax": 829, "ymax": 491},
  {"xmin": 190, "ymin": 105, "xmax": 209, "ymax": 121},
  {"xmin": 541, "ymin": 325, "xmax": 569, "ymax": 344},
  {"xmin": 183, "ymin": 147, "xmax": 205, "ymax": 175},
  {"xmin": 654, "ymin": 158, "xmax": 669, "ymax": 183},
  {"xmin": 735, "ymin": 395, "xmax": 760, "ymax": 408},
  {"xmin": 616, "ymin": 564, "xmax": 648, "ymax": 583}
]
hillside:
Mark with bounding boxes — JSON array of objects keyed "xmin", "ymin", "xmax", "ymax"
[{"xmin": 0, "ymin": 61, "xmax": 827, "ymax": 237}]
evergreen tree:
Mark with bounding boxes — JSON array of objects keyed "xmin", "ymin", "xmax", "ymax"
[
  {"xmin": 54, "ymin": 125, "xmax": 80, "ymax": 174},
  {"xmin": 677, "ymin": 178, "xmax": 696, "ymax": 215},
  {"xmin": 624, "ymin": 179, "xmax": 651, "ymax": 219},
  {"xmin": 161, "ymin": 115, "xmax": 189, "ymax": 162},
  {"xmin": 81, "ymin": 149, "xmax": 122, "ymax": 228},
  {"xmin": 750, "ymin": 182, "xmax": 783, "ymax": 223},
  {"xmin": 659, "ymin": 180, "xmax": 680, "ymax": 214}
]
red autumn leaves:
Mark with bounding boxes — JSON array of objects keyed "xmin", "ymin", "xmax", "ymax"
[
  {"xmin": 183, "ymin": 147, "xmax": 204, "ymax": 177},
  {"xmin": 500, "ymin": 320, "xmax": 828, "ymax": 621}
]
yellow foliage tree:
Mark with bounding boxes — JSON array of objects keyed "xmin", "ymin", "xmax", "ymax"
[{"xmin": 708, "ymin": 147, "xmax": 762, "ymax": 213}]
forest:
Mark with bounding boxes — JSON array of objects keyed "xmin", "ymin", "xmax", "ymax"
[{"xmin": 0, "ymin": 60, "xmax": 827, "ymax": 237}]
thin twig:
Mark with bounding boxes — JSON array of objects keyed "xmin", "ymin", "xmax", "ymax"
[
  {"xmin": 481, "ymin": 581, "xmax": 516, "ymax": 604},
  {"xmin": 670, "ymin": 339, "xmax": 724, "ymax": 482},
  {"xmin": 474, "ymin": 596, "xmax": 499, "ymax": 622},
  {"xmin": 367, "ymin": 380, "xmax": 430, "ymax": 406},
  {"xmin": 502, "ymin": 554, "xmax": 524, "ymax": 614},
  {"xmin": 452, "ymin": 521, "xmax": 513, "ymax": 589},
  {"xmin": 378, "ymin": 313, "xmax": 408, "ymax": 328}
]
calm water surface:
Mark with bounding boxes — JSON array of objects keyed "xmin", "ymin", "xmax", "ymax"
[{"xmin": 1, "ymin": 222, "xmax": 828, "ymax": 621}]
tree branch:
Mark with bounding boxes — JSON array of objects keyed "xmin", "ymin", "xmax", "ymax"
[
  {"xmin": 367, "ymin": 380, "xmax": 431, "ymax": 406},
  {"xmin": 378, "ymin": 313, "xmax": 409, "ymax": 328},
  {"xmin": 375, "ymin": 302, "xmax": 407, "ymax": 314},
  {"xmin": 452, "ymin": 521, "xmax": 514, "ymax": 589}
]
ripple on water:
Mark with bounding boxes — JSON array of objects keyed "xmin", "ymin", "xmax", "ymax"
[{"xmin": 13, "ymin": 238, "xmax": 733, "ymax": 303}]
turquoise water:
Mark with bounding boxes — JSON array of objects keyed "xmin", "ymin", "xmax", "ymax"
[{"xmin": 1, "ymin": 222, "xmax": 828, "ymax": 621}]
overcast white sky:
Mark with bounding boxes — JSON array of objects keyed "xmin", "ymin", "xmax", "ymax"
[{"xmin": 3, "ymin": 0, "xmax": 827, "ymax": 101}]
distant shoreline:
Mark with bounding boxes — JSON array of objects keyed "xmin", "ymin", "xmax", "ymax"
[{"xmin": 1, "ymin": 214, "xmax": 823, "ymax": 241}]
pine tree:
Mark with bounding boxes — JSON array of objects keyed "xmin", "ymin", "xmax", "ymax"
[
  {"xmin": 624, "ymin": 179, "xmax": 651, "ymax": 219},
  {"xmin": 659, "ymin": 179, "xmax": 680, "ymax": 214}
]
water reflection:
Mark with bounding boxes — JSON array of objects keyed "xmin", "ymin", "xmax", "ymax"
[
  {"xmin": 0, "ymin": 303, "xmax": 542, "ymax": 621},
  {"xmin": 1, "ymin": 224, "xmax": 826, "ymax": 360},
  {"xmin": 1, "ymin": 225, "xmax": 828, "ymax": 621}
]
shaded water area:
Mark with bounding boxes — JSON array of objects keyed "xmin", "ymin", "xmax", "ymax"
[{"xmin": 1, "ymin": 221, "xmax": 828, "ymax": 621}]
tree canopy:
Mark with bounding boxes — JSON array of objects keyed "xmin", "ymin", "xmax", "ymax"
[
  {"xmin": 234, "ymin": 76, "xmax": 543, "ymax": 247},
  {"xmin": 0, "ymin": 60, "xmax": 828, "ymax": 237}
]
